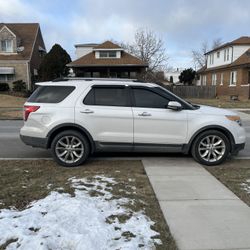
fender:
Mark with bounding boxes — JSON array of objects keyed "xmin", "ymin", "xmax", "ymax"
[
  {"xmin": 182, "ymin": 125, "xmax": 235, "ymax": 154},
  {"xmin": 46, "ymin": 123, "xmax": 95, "ymax": 153}
]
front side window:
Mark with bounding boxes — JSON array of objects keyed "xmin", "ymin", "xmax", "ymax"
[
  {"xmin": 83, "ymin": 87, "xmax": 128, "ymax": 106},
  {"xmin": 1, "ymin": 40, "xmax": 13, "ymax": 52},
  {"xmin": 133, "ymin": 88, "xmax": 169, "ymax": 109},
  {"xmin": 230, "ymin": 71, "xmax": 237, "ymax": 86},
  {"xmin": 28, "ymin": 86, "xmax": 75, "ymax": 103}
]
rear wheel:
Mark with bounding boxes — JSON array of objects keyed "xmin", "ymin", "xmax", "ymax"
[
  {"xmin": 191, "ymin": 130, "xmax": 230, "ymax": 166},
  {"xmin": 51, "ymin": 130, "xmax": 90, "ymax": 167}
]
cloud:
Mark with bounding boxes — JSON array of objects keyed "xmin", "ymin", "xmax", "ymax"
[{"xmin": 0, "ymin": 0, "xmax": 250, "ymax": 67}]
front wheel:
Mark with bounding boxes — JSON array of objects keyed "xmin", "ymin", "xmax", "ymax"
[
  {"xmin": 51, "ymin": 130, "xmax": 90, "ymax": 167},
  {"xmin": 191, "ymin": 130, "xmax": 230, "ymax": 166}
]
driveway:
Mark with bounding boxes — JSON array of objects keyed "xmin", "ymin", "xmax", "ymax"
[{"xmin": 0, "ymin": 118, "xmax": 250, "ymax": 158}]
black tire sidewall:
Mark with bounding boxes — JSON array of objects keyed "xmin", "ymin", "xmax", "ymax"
[
  {"xmin": 51, "ymin": 130, "xmax": 90, "ymax": 167},
  {"xmin": 191, "ymin": 130, "xmax": 230, "ymax": 166}
]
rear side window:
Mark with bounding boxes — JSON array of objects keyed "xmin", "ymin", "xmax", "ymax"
[
  {"xmin": 28, "ymin": 86, "xmax": 75, "ymax": 103},
  {"xmin": 133, "ymin": 88, "xmax": 169, "ymax": 109},
  {"xmin": 83, "ymin": 87, "xmax": 128, "ymax": 106}
]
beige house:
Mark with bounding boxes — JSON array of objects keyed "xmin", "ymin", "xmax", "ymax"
[
  {"xmin": 68, "ymin": 41, "xmax": 148, "ymax": 78},
  {"xmin": 0, "ymin": 23, "xmax": 46, "ymax": 90},
  {"xmin": 197, "ymin": 36, "xmax": 250, "ymax": 99}
]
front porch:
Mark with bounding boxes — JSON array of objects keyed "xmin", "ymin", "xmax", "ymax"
[{"xmin": 72, "ymin": 66, "xmax": 146, "ymax": 79}]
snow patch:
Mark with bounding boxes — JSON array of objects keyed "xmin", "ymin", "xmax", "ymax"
[
  {"xmin": 241, "ymin": 179, "xmax": 250, "ymax": 193},
  {"xmin": 0, "ymin": 175, "xmax": 161, "ymax": 249}
]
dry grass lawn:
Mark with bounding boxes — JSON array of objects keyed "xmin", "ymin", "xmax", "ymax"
[
  {"xmin": 187, "ymin": 98, "xmax": 250, "ymax": 109},
  {"xmin": 0, "ymin": 109, "xmax": 22, "ymax": 120},
  {"xmin": 206, "ymin": 159, "xmax": 250, "ymax": 206},
  {"xmin": 0, "ymin": 160, "xmax": 177, "ymax": 250},
  {"xmin": 0, "ymin": 94, "xmax": 26, "ymax": 108}
]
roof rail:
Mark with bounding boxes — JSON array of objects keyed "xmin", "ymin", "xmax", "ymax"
[{"xmin": 52, "ymin": 77, "xmax": 144, "ymax": 82}]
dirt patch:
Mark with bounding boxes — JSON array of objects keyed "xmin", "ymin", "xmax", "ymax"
[
  {"xmin": 0, "ymin": 109, "xmax": 22, "ymax": 120},
  {"xmin": 0, "ymin": 160, "xmax": 177, "ymax": 250},
  {"xmin": 206, "ymin": 159, "xmax": 250, "ymax": 206}
]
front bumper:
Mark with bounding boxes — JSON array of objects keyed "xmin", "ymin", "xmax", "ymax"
[
  {"xmin": 231, "ymin": 143, "xmax": 245, "ymax": 155},
  {"xmin": 20, "ymin": 135, "xmax": 48, "ymax": 149}
]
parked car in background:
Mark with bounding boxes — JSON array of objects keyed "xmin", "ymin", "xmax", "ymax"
[{"xmin": 20, "ymin": 78, "xmax": 246, "ymax": 167}]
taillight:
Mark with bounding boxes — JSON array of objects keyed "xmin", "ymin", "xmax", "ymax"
[{"xmin": 23, "ymin": 105, "xmax": 40, "ymax": 121}]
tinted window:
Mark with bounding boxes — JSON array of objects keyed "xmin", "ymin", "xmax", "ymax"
[
  {"xmin": 28, "ymin": 86, "xmax": 75, "ymax": 103},
  {"xmin": 83, "ymin": 87, "xmax": 128, "ymax": 106},
  {"xmin": 133, "ymin": 88, "xmax": 169, "ymax": 108}
]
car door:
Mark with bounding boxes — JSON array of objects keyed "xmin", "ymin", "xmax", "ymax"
[
  {"xmin": 75, "ymin": 85, "xmax": 133, "ymax": 151},
  {"xmin": 131, "ymin": 86, "xmax": 188, "ymax": 147}
]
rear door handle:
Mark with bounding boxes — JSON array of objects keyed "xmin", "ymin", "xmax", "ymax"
[
  {"xmin": 138, "ymin": 112, "xmax": 151, "ymax": 117},
  {"xmin": 80, "ymin": 109, "xmax": 94, "ymax": 114}
]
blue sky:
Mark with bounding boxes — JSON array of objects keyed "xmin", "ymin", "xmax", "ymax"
[{"xmin": 0, "ymin": 0, "xmax": 250, "ymax": 69}]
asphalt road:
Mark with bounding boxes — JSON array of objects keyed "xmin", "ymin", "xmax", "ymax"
[{"xmin": 0, "ymin": 119, "xmax": 250, "ymax": 159}]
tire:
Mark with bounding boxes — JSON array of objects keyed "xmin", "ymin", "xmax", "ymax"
[
  {"xmin": 51, "ymin": 130, "xmax": 90, "ymax": 167},
  {"xmin": 191, "ymin": 130, "xmax": 230, "ymax": 166}
]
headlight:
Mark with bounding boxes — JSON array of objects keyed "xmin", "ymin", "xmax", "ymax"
[{"xmin": 226, "ymin": 115, "xmax": 242, "ymax": 126}]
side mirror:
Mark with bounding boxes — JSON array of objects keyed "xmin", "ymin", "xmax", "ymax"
[{"xmin": 167, "ymin": 101, "xmax": 182, "ymax": 111}]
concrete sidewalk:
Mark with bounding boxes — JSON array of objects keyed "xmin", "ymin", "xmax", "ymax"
[{"xmin": 143, "ymin": 158, "xmax": 250, "ymax": 250}]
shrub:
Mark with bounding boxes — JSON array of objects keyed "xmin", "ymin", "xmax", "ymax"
[
  {"xmin": 12, "ymin": 80, "xmax": 26, "ymax": 92},
  {"xmin": 0, "ymin": 83, "xmax": 10, "ymax": 91}
]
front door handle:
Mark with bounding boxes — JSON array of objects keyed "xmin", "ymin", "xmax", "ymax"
[
  {"xmin": 138, "ymin": 112, "xmax": 151, "ymax": 117},
  {"xmin": 80, "ymin": 109, "xmax": 94, "ymax": 114}
]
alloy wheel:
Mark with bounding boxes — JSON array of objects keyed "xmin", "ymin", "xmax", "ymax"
[
  {"xmin": 198, "ymin": 135, "xmax": 226, "ymax": 163},
  {"xmin": 55, "ymin": 136, "xmax": 84, "ymax": 164}
]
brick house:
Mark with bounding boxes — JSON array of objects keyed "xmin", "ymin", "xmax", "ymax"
[
  {"xmin": 0, "ymin": 23, "xmax": 46, "ymax": 90},
  {"xmin": 197, "ymin": 36, "xmax": 250, "ymax": 99},
  {"xmin": 67, "ymin": 41, "xmax": 148, "ymax": 78}
]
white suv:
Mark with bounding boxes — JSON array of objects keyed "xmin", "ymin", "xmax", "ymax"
[{"xmin": 20, "ymin": 78, "xmax": 246, "ymax": 167}]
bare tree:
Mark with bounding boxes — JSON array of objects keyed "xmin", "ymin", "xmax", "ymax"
[
  {"xmin": 192, "ymin": 38, "xmax": 223, "ymax": 69},
  {"xmin": 122, "ymin": 28, "xmax": 168, "ymax": 72},
  {"xmin": 192, "ymin": 41, "xmax": 209, "ymax": 69},
  {"xmin": 212, "ymin": 38, "xmax": 223, "ymax": 49}
]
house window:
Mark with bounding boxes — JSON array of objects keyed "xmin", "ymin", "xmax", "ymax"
[
  {"xmin": 99, "ymin": 51, "xmax": 117, "ymax": 58},
  {"xmin": 0, "ymin": 74, "xmax": 14, "ymax": 82},
  {"xmin": 226, "ymin": 48, "xmax": 230, "ymax": 61},
  {"xmin": 230, "ymin": 71, "xmax": 237, "ymax": 86},
  {"xmin": 220, "ymin": 73, "xmax": 224, "ymax": 85},
  {"xmin": 224, "ymin": 49, "xmax": 226, "ymax": 61},
  {"xmin": 212, "ymin": 73, "xmax": 217, "ymax": 85},
  {"xmin": 202, "ymin": 75, "xmax": 207, "ymax": 86},
  {"xmin": 130, "ymin": 72, "xmax": 136, "ymax": 78},
  {"xmin": 209, "ymin": 54, "xmax": 214, "ymax": 65},
  {"xmin": 217, "ymin": 51, "xmax": 220, "ymax": 58},
  {"xmin": 1, "ymin": 39, "xmax": 13, "ymax": 52},
  {"xmin": 93, "ymin": 72, "xmax": 100, "ymax": 77}
]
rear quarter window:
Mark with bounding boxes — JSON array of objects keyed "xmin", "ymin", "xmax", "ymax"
[{"xmin": 28, "ymin": 86, "xmax": 75, "ymax": 103}]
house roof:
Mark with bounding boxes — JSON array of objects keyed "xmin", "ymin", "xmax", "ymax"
[
  {"xmin": 94, "ymin": 41, "xmax": 122, "ymax": 49},
  {"xmin": 68, "ymin": 41, "xmax": 148, "ymax": 67},
  {"xmin": 198, "ymin": 48, "xmax": 250, "ymax": 73},
  {"xmin": 205, "ymin": 36, "xmax": 250, "ymax": 55},
  {"xmin": 0, "ymin": 23, "xmax": 40, "ymax": 61}
]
